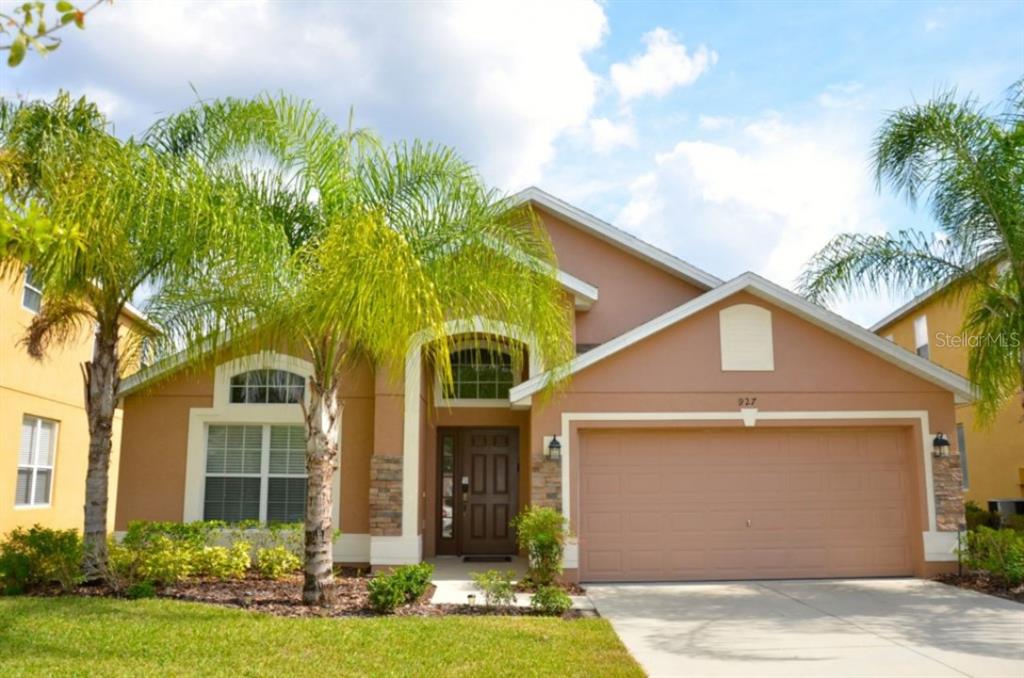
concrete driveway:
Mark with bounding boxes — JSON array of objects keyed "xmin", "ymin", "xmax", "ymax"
[{"xmin": 587, "ymin": 579, "xmax": 1024, "ymax": 678}]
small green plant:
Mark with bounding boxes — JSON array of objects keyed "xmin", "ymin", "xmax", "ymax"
[
  {"xmin": 0, "ymin": 525, "xmax": 83, "ymax": 594},
  {"xmin": 963, "ymin": 526, "xmax": 1024, "ymax": 585},
  {"xmin": 367, "ymin": 575, "xmax": 406, "ymax": 613},
  {"xmin": 135, "ymin": 535, "xmax": 194, "ymax": 585},
  {"xmin": 471, "ymin": 569, "xmax": 516, "ymax": 607},
  {"xmin": 513, "ymin": 506, "xmax": 567, "ymax": 587},
  {"xmin": 256, "ymin": 546, "xmax": 301, "ymax": 579},
  {"xmin": 125, "ymin": 581, "xmax": 156, "ymax": 600},
  {"xmin": 530, "ymin": 585, "xmax": 572, "ymax": 615}
]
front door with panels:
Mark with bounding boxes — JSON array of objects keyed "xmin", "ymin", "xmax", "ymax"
[{"xmin": 437, "ymin": 428, "xmax": 518, "ymax": 555}]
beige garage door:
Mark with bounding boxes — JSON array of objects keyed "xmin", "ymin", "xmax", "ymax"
[{"xmin": 579, "ymin": 427, "xmax": 914, "ymax": 582}]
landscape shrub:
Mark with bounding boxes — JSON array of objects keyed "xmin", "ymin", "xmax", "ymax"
[
  {"xmin": 125, "ymin": 581, "xmax": 156, "ymax": 600},
  {"xmin": 194, "ymin": 542, "xmax": 251, "ymax": 580},
  {"xmin": 513, "ymin": 506, "xmax": 567, "ymax": 587},
  {"xmin": 255, "ymin": 546, "xmax": 301, "ymax": 579},
  {"xmin": 1001, "ymin": 514, "xmax": 1024, "ymax": 532},
  {"xmin": 530, "ymin": 585, "xmax": 572, "ymax": 615},
  {"xmin": 470, "ymin": 569, "xmax": 516, "ymax": 607},
  {"xmin": 964, "ymin": 501, "xmax": 1000, "ymax": 531},
  {"xmin": 367, "ymin": 575, "xmax": 406, "ymax": 613},
  {"xmin": 392, "ymin": 562, "xmax": 434, "ymax": 601},
  {"xmin": 963, "ymin": 526, "xmax": 1024, "ymax": 585},
  {"xmin": 0, "ymin": 525, "xmax": 83, "ymax": 594},
  {"xmin": 367, "ymin": 563, "xmax": 436, "ymax": 613}
]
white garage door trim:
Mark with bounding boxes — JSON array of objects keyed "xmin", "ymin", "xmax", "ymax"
[{"xmin": 558, "ymin": 409, "xmax": 956, "ymax": 569}]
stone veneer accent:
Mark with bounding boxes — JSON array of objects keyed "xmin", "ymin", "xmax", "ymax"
[
  {"xmin": 531, "ymin": 457, "xmax": 562, "ymax": 510},
  {"xmin": 369, "ymin": 455, "xmax": 403, "ymax": 536},
  {"xmin": 933, "ymin": 453, "xmax": 965, "ymax": 531}
]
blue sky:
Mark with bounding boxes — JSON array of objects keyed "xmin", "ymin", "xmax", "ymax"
[{"xmin": 2, "ymin": 0, "xmax": 1021, "ymax": 324}]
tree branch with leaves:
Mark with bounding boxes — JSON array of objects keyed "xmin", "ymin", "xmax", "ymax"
[{"xmin": 1, "ymin": 0, "xmax": 106, "ymax": 67}]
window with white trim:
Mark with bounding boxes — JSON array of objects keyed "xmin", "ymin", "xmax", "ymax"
[
  {"xmin": 442, "ymin": 346, "xmax": 516, "ymax": 400},
  {"xmin": 913, "ymin": 315, "xmax": 930, "ymax": 359},
  {"xmin": 17, "ymin": 416, "xmax": 56, "ymax": 507},
  {"xmin": 229, "ymin": 370, "xmax": 305, "ymax": 404},
  {"xmin": 203, "ymin": 424, "xmax": 306, "ymax": 523},
  {"xmin": 21, "ymin": 267, "xmax": 42, "ymax": 313}
]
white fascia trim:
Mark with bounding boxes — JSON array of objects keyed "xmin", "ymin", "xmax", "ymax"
[
  {"xmin": 558, "ymin": 408, "xmax": 947, "ymax": 559},
  {"xmin": 511, "ymin": 272, "xmax": 974, "ymax": 404},
  {"xmin": 557, "ymin": 269, "xmax": 599, "ymax": 310},
  {"xmin": 869, "ymin": 284, "xmax": 946, "ymax": 333},
  {"xmin": 511, "ymin": 187, "xmax": 723, "ymax": 290}
]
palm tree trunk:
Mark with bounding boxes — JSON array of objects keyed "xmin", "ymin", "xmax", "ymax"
[
  {"xmin": 302, "ymin": 375, "xmax": 340, "ymax": 605},
  {"xmin": 82, "ymin": 322, "xmax": 120, "ymax": 580}
]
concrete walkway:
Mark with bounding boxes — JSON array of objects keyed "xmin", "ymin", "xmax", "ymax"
[
  {"xmin": 427, "ymin": 556, "xmax": 593, "ymax": 610},
  {"xmin": 588, "ymin": 578, "xmax": 1024, "ymax": 678}
]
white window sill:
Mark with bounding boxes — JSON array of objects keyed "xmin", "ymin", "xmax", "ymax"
[{"xmin": 14, "ymin": 503, "xmax": 51, "ymax": 510}]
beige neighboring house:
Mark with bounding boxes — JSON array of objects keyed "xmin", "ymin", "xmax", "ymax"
[
  {"xmin": 872, "ymin": 284, "xmax": 1024, "ymax": 517},
  {"xmin": 1, "ymin": 268, "xmax": 149, "ymax": 533},
  {"xmin": 114, "ymin": 187, "xmax": 972, "ymax": 583}
]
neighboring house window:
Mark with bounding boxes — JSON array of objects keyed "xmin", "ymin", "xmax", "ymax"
[
  {"xmin": 442, "ymin": 346, "xmax": 516, "ymax": 400},
  {"xmin": 956, "ymin": 423, "xmax": 969, "ymax": 489},
  {"xmin": 913, "ymin": 315, "xmax": 930, "ymax": 359},
  {"xmin": 17, "ymin": 416, "xmax": 56, "ymax": 507},
  {"xmin": 719, "ymin": 304, "xmax": 774, "ymax": 371},
  {"xmin": 229, "ymin": 369, "xmax": 305, "ymax": 404},
  {"xmin": 203, "ymin": 424, "xmax": 306, "ymax": 523},
  {"xmin": 21, "ymin": 267, "xmax": 42, "ymax": 313}
]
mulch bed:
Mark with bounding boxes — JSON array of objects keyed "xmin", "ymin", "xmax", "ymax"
[
  {"xmin": 57, "ymin": 571, "xmax": 584, "ymax": 619},
  {"xmin": 515, "ymin": 580, "xmax": 587, "ymax": 595},
  {"xmin": 934, "ymin": 571, "xmax": 1024, "ymax": 604}
]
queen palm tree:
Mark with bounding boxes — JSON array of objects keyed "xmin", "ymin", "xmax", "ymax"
[
  {"xmin": 0, "ymin": 94, "xmax": 250, "ymax": 578},
  {"xmin": 147, "ymin": 95, "xmax": 574, "ymax": 604},
  {"xmin": 800, "ymin": 81, "xmax": 1023, "ymax": 425}
]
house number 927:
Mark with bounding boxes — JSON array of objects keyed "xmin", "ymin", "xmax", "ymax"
[{"xmin": 738, "ymin": 397, "xmax": 757, "ymax": 407}]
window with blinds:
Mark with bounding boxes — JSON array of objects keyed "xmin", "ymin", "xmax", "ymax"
[
  {"xmin": 17, "ymin": 416, "xmax": 56, "ymax": 507},
  {"xmin": 203, "ymin": 424, "xmax": 306, "ymax": 523}
]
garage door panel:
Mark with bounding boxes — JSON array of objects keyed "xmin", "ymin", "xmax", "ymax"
[{"xmin": 579, "ymin": 427, "xmax": 913, "ymax": 582}]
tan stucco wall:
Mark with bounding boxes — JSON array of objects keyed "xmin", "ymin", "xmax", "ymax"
[
  {"xmin": 1, "ymin": 271, "xmax": 134, "ymax": 533},
  {"xmin": 875, "ymin": 290, "xmax": 1023, "ymax": 504},
  {"xmin": 529, "ymin": 291, "xmax": 960, "ymax": 577},
  {"xmin": 539, "ymin": 208, "xmax": 704, "ymax": 345}
]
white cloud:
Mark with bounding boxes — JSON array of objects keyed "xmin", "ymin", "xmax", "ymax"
[
  {"xmin": 616, "ymin": 108, "xmax": 891, "ymax": 324},
  {"xmin": 588, "ymin": 116, "xmax": 637, "ymax": 152},
  {"xmin": 817, "ymin": 82, "xmax": 866, "ymax": 110},
  {"xmin": 6, "ymin": 0, "xmax": 608, "ymax": 187},
  {"xmin": 697, "ymin": 114, "xmax": 734, "ymax": 131},
  {"xmin": 609, "ymin": 28, "xmax": 717, "ymax": 101}
]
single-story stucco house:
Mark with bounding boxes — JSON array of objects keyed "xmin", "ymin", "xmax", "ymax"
[{"xmin": 114, "ymin": 187, "xmax": 971, "ymax": 583}]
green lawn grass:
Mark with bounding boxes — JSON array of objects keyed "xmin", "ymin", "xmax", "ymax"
[{"xmin": 0, "ymin": 596, "xmax": 642, "ymax": 677}]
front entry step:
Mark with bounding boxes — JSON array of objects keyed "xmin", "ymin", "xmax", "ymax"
[{"xmin": 462, "ymin": 555, "xmax": 513, "ymax": 563}]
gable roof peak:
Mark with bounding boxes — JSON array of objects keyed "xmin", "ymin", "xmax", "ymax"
[{"xmin": 510, "ymin": 186, "xmax": 723, "ymax": 291}]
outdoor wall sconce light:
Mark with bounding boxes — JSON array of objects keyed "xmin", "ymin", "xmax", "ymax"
[
  {"xmin": 545, "ymin": 435, "xmax": 562, "ymax": 462},
  {"xmin": 932, "ymin": 433, "xmax": 951, "ymax": 458},
  {"xmin": 467, "ymin": 593, "xmax": 477, "ymax": 606}
]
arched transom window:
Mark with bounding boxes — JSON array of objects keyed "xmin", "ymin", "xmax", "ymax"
[
  {"xmin": 229, "ymin": 369, "xmax": 305, "ymax": 404},
  {"xmin": 443, "ymin": 346, "xmax": 516, "ymax": 400}
]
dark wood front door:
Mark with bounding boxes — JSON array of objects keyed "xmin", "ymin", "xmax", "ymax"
[
  {"xmin": 461, "ymin": 429, "xmax": 518, "ymax": 555},
  {"xmin": 437, "ymin": 428, "xmax": 518, "ymax": 555}
]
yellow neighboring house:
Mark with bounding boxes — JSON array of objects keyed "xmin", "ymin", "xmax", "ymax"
[
  {"xmin": 873, "ymin": 286, "xmax": 1023, "ymax": 514},
  {"xmin": 0, "ymin": 268, "xmax": 148, "ymax": 533}
]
